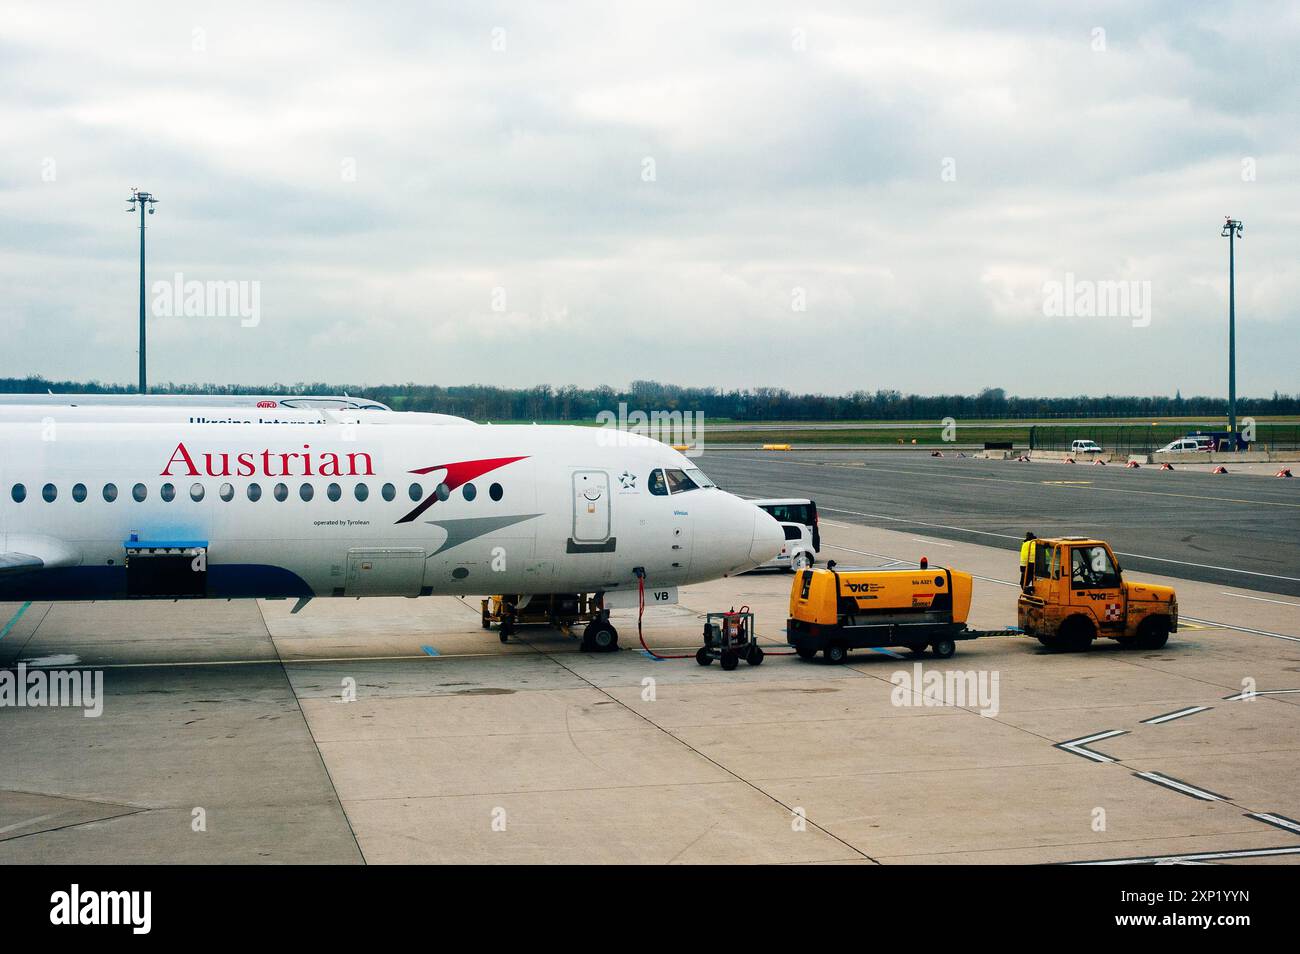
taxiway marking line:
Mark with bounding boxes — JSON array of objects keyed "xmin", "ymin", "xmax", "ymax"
[
  {"xmin": 1181, "ymin": 617, "xmax": 1300, "ymax": 643},
  {"xmin": 1246, "ymin": 812, "xmax": 1300, "ymax": 836},
  {"xmin": 1134, "ymin": 771, "xmax": 1227, "ymax": 802},
  {"xmin": 1141, "ymin": 706, "xmax": 1212, "ymax": 725},
  {"xmin": 1071, "ymin": 845, "xmax": 1300, "ymax": 865},
  {"xmin": 1223, "ymin": 687, "xmax": 1300, "ymax": 701},
  {"xmin": 1220, "ymin": 591, "xmax": 1300, "ymax": 607},
  {"xmin": 0, "ymin": 601, "xmax": 32, "ymax": 640},
  {"xmin": 1056, "ymin": 729, "xmax": 1127, "ymax": 763}
]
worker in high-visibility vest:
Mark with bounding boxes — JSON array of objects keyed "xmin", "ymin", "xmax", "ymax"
[{"xmin": 1019, "ymin": 532, "xmax": 1036, "ymax": 591}]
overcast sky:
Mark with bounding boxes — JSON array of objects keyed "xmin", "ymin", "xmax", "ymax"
[{"xmin": 1, "ymin": 1, "xmax": 1296, "ymax": 397}]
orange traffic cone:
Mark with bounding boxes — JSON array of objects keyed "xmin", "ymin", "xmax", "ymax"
[
  {"xmin": 1064, "ymin": 456, "xmax": 1076, "ymax": 464},
  {"xmin": 1093, "ymin": 459, "xmax": 1107, "ymax": 466},
  {"xmin": 1126, "ymin": 460, "xmax": 1140, "ymax": 468},
  {"xmin": 931, "ymin": 451, "xmax": 943, "ymax": 457},
  {"xmin": 1212, "ymin": 465, "xmax": 1229, "ymax": 474},
  {"xmin": 1276, "ymin": 468, "xmax": 1294, "ymax": 478},
  {"xmin": 1160, "ymin": 462, "xmax": 1174, "ymax": 470}
]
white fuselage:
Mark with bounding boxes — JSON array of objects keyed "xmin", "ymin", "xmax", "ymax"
[{"xmin": 0, "ymin": 421, "xmax": 781, "ymax": 602}]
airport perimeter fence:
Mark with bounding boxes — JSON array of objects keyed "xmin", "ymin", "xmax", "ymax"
[{"xmin": 1029, "ymin": 425, "xmax": 1300, "ymax": 454}]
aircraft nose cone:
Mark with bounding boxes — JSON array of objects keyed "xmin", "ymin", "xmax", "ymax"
[{"xmin": 749, "ymin": 507, "xmax": 784, "ymax": 564}]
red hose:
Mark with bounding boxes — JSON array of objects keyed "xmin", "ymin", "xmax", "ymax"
[{"xmin": 637, "ymin": 574, "xmax": 694, "ymax": 659}]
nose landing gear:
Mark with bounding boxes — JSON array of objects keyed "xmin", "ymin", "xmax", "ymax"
[{"xmin": 581, "ymin": 612, "xmax": 620, "ymax": 653}]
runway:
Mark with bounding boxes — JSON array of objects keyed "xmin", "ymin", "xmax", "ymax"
[{"xmin": 699, "ymin": 449, "xmax": 1300, "ymax": 596}]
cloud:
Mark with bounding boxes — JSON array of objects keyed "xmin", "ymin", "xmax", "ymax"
[{"xmin": 0, "ymin": 0, "xmax": 1295, "ymax": 397}]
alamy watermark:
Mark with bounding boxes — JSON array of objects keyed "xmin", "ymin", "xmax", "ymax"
[
  {"xmin": 1042, "ymin": 273, "xmax": 1151, "ymax": 328},
  {"xmin": 596, "ymin": 402, "xmax": 705, "ymax": 457},
  {"xmin": 891, "ymin": 663, "xmax": 999, "ymax": 717},
  {"xmin": 1, "ymin": 663, "xmax": 103, "ymax": 717},
  {"xmin": 152, "ymin": 272, "xmax": 261, "ymax": 327}
]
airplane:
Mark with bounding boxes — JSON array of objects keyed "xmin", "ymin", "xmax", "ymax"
[
  {"xmin": 0, "ymin": 403, "xmax": 474, "ymax": 428},
  {"xmin": 0, "ymin": 393, "xmax": 394, "ymax": 411},
  {"xmin": 0, "ymin": 420, "xmax": 784, "ymax": 652}
]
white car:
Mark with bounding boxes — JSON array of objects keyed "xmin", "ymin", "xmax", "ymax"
[
  {"xmin": 1156, "ymin": 438, "xmax": 1210, "ymax": 453},
  {"xmin": 1071, "ymin": 439, "xmax": 1104, "ymax": 454},
  {"xmin": 759, "ymin": 522, "xmax": 816, "ymax": 572}
]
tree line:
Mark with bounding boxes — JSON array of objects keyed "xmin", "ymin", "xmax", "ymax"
[{"xmin": 1, "ymin": 377, "xmax": 1295, "ymax": 421}]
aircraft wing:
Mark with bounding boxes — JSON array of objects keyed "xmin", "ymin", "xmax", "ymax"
[{"xmin": 0, "ymin": 551, "xmax": 45, "ymax": 574}]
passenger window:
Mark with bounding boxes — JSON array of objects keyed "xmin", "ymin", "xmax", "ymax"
[
  {"xmin": 382, "ymin": 483, "xmax": 396, "ymax": 502},
  {"xmin": 10, "ymin": 484, "xmax": 24, "ymax": 503},
  {"xmin": 648, "ymin": 469, "xmax": 668, "ymax": 496},
  {"xmin": 189, "ymin": 483, "xmax": 204, "ymax": 502},
  {"xmin": 132, "ymin": 483, "xmax": 148, "ymax": 502},
  {"xmin": 247, "ymin": 483, "xmax": 262, "ymax": 502},
  {"xmin": 327, "ymin": 483, "xmax": 342, "ymax": 502},
  {"xmin": 435, "ymin": 482, "xmax": 450, "ymax": 501},
  {"xmin": 354, "ymin": 483, "xmax": 369, "ymax": 502},
  {"xmin": 219, "ymin": 483, "xmax": 234, "ymax": 502},
  {"xmin": 42, "ymin": 483, "xmax": 57, "ymax": 503},
  {"xmin": 408, "ymin": 483, "xmax": 422, "ymax": 501},
  {"xmin": 462, "ymin": 482, "xmax": 476, "ymax": 501},
  {"xmin": 274, "ymin": 483, "xmax": 288, "ymax": 502},
  {"xmin": 299, "ymin": 483, "xmax": 314, "ymax": 502},
  {"xmin": 489, "ymin": 482, "xmax": 503, "ymax": 501},
  {"xmin": 72, "ymin": 483, "xmax": 87, "ymax": 503},
  {"xmin": 160, "ymin": 483, "xmax": 175, "ymax": 502},
  {"xmin": 104, "ymin": 483, "xmax": 119, "ymax": 502}
]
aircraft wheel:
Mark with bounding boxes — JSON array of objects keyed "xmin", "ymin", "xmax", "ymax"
[
  {"xmin": 720, "ymin": 649, "xmax": 739, "ymax": 671},
  {"xmin": 931, "ymin": 638, "xmax": 956, "ymax": 659},
  {"xmin": 695, "ymin": 646, "xmax": 713, "ymax": 666},
  {"xmin": 745, "ymin": 644, "xmax": 764, "ymax": 666},
  {"xmin": 582, "ymin": 620, "xmax": 619, "ymax": 653}
]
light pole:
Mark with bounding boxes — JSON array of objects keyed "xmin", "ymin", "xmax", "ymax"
[
  {"xmin": 126, "ymin": 188, "xmax": 159, "ymax": 393},
  {"xmin": 1221, "ymin": 216, "xmax": 1243, "ymax": 435}
]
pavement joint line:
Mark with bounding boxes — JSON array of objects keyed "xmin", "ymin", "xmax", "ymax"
[
  {"xmin": 0, "ymin": 808, "xmax": 150, "ymax": 844},
  {"xmin": 258, "ymin": 601, "xmax": 367, "ymax": 865},
  {"xmin": 510, "ymin": 632, "xmax": 881, "ymax": 864}
]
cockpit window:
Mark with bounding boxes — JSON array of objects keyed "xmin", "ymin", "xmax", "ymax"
[
  {"xmin": 683, "ymin": 467, "xmax": 715, "ymax": 488},
  {"xmin": 648, "ymin": 469, "xmax": 668, "ymax": 496},
  {"xmin": 664, "ymin": 468, "xmax": 699, "ymax": 494}
]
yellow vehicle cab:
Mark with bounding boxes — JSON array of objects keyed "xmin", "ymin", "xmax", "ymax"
[{"xmin": 1018, "ymin": 537, "xmax": 1177, "ymax": 651}]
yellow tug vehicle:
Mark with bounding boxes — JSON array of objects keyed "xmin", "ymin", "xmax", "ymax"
[
  {"xmin": 1018, "ymin": 537, "xmax": 1178, "ymax": 651},
  {"xmin": 787, "ymin": 561, "xmax": 978, "ymax": 663}
]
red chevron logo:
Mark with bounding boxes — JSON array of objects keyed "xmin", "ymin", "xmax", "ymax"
[{"xmin": 396, "ymin": 456, "xmax": 528, "ymax": 524}]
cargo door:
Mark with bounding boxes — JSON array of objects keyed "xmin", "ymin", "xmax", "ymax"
[
  {"xmin": 345, "ymin": 547, "xmax": 426, "ymax": 596},
  {"xmin": 568, "ymin": 470, "xmax": 615, "ymax": 552}
]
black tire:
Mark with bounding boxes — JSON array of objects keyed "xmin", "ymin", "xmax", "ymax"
[
  {"xmin": 582, "ymin": 621, "xmax": 619, "ymax": 653},
  {"xmin": 824, "ymin": 643, "xmax": 847, "ymax": 665},
  {"xmin": 498, "ymin": 629, "xmax": 509, "ymax": 644},
  {"xmin": 695, "ymin": 646, "xmax": 713, "ymax": 666},
  {"xmin": 746, "ymin": 644, "xmax": 765, "ymax": 666},
  {"xmin": 720, "ymin": 649, "xmax": 739, "ymax": 671},
  {"xmin": 481, "ymin": 613, "xmax": 491, "ymax": 631},
  {"xmin": 1130, "ymin": 617, "xmax": 1171, "ymax": 650},
  {"xmin": 500, "ymin": 616, "xmax": 515, "ymax": 639},
  {"xmin": 907, "ymin": 644, "xmax": 928, "ymax": 657},
  {"xmin": 1057, "ymin": 616, "xmax": 1095, "ymax": 652},
  {"xmin": 795, "ymin": 645, "xmax": 818, "ymax": 661},
  {"xmin": 931, "ymin": 638, "xmax": 956, "ymax": 659}
]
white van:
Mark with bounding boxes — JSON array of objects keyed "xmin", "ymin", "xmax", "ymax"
[
  {"xmin": 1156, "ymin": 438, "xmax": 1209, "ymax": 454},
  {"xmin": 751, "ymin": 498, "xmax": 820, "ymax": 553},
  {"xmin": 759, "ymin": 522, "xmax": 816, "ymax": 572},
  {"xmin": 1071, "ymin": 439, "xmax": 1104, "ymax": 454}
]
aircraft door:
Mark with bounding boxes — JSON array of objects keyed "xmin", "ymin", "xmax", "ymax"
[{"xmin": 569, "ymin": 470, "xmax": 614, "ymax": 552}]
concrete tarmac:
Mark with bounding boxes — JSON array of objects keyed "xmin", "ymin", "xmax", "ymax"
[{"xmin": 1, "ymin": 509, "xmax": 1297, "ymax": 863}]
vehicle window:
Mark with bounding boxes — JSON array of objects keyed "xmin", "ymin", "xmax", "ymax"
[
  {"xmin": 683, "ymin": 467, "xmax": 715, "ymax": 488},
  {"xmin": 760, "ymin": 504, "xmax": 812, "ymax": 525},
  {"xmin": 1070, "ymin": 545, "xmax": 1118, "ymax": 588},
  {"xmin": 782, "ymin": 525, "xmax": 802, "ymax": 541},
  {"xmin": 664, "ymin": 469, "xmax": 699, "ymax": 494},
  {"xmin": 648, "ymin": 469, "xmax": 668, "ymax": 496}
]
